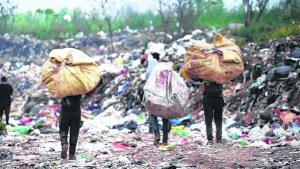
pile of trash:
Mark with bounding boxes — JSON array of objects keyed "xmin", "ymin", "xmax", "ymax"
[
  {"xmin": 1, "ymin": 29, "xmax": 300, "ymax": 168},
  {"xmin": 219, "ymin": 35, "xmax": 300, "ymax": 148}
]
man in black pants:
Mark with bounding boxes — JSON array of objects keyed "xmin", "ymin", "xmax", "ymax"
[
  {"xmin": 59, "ymin": 95, "xmax": 82, "ymax": 160},
  {"xmin": 59, "ymin": 80, "xmax": 103, "ymax": 160},
  {"xmin": 0, "ymin": 76, "xmax": 13, "ymax": 125},
  {"xmin": 202, "ymin": 81, "xmax": 224, "ymax": 145}
]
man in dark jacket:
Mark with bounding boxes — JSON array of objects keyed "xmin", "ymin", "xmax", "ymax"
[
  {"xmin": 59, "ymin": 95, "xmax": 82, "ymax": 160},
  {"xmin": 0, "ymin": 76, "xmax": 13, "ymax": 125},
  {"xmin": 202, "ymin": 81, "xmax": 224, "ymax": 145},
  {"xmin": 59, "ymin": 80, "xmax": 103, "ymax": 160}
]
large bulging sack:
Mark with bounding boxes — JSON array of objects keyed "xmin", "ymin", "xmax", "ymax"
[
  {"xmin": 181, "ymin": 33, "xmax": 244, "ymax": 84},
  {"xmin": 143, "ymin": 62, "xmax": 190, "ymax": 119},
  {"xmin": 41, "ymin": 48, "xmax": 100, "ymax": 99}
]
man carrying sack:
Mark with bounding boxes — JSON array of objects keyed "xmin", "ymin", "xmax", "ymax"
[
  {"xmin": 180, "ymin": 33, "xmax": 244, "ymax": 145},
  {"xmin": 41, "ymin": 48, "xmax": 100, "ymax": 160}
]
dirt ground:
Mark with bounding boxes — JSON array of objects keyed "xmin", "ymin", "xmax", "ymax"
[{"xmin": 1, "ymin": 131, "xmax": 300, "ymax": 169}]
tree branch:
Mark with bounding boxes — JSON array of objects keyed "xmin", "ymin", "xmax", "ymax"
[{"xmin": 255, "ymin": 0, "xmax": 269, "ymax": 22}]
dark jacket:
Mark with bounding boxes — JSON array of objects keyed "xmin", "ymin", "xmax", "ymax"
[
  {"xmin": 61, "ymin": 95, "xmax": 82, "ymax": 110},
  {"xmin": 203, "ymin": 82, "xmax": 223, "ymax": 97},
  {"xmin": 0, "ymin": 83, "xmax": 13, "ymax": 106}
]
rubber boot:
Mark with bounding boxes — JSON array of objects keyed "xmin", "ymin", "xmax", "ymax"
[
  {"xmin": 59, "ymin": 131, "xmax": 68, "ymax": 159},
  {"xmin": 153, "ymin": 131, "xmax": 160, "ymax": 145},
  {"xmin": 69, "ymin": 154, "xmax": 76, "ymax": 160},
  {"xmin": 216, "ymin": 124, "xmax": 222, "ymax": 142},
  {"xmin": 61, "ymin": 144, "xmax": 68, "ymax": 159}
]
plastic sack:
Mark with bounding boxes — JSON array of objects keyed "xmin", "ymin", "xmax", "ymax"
[
  {"xmin": 172, "ymin": 130, "xmax": 189, "ymax": 137},
  {"xmin": 280, "ymin": 111, "xmax": 297, "ymax": 124},
  {"xmin": 41, "ymin": 48, "xmax": 100, "ymax": 99},
  {"xmin": 181, "ymin": 33, "xmax": 244, "ymax": 84},
  {"xmin": 143, "ymin": 62, "xmax": 190, "ymax": 119},
  {"xmin": 158, "ymin": 144, "xmax": 176, "ymax": 151},
  {"xmin": 238, "ymin": 140, "xmax": 249, "ymax": 146},
  {"xmin": 289, "ymin": 47, "xmax": 300, "ymax": 59},
  {"xmin": 249, "ymin": 126, "xmax": 265, "ymax": 140},
  {"xmin": 274, "ymin": 66, "xmax": 295, "ymax": 80}
]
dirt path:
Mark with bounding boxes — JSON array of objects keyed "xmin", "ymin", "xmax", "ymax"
[{"xmin": 1, "ymin": 132, "xmax": 300, "ymax": 169}]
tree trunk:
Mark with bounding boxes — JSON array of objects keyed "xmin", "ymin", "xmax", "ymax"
[
  {"xmin": 3, "ymin": 16, "xmax": 7, "ymax": 33},
  {"xmin": 159, "ymin": 11, "xmax": 167, "ymax": 40},
  {"xmin": 158, "ymin": 0, "xmax": 167, "ymax": 42},
  {"xmin": 10, "ymin": 15, "xmax": 14, "ymax": 32},
  {"xmin": 177, "ymin": 1, "xmax": 184, "ymax": 36},
  {"xmin": 0, "ymin": 18, "xmax": 3, "ymax": 34},
  {"xmin": 255, "ymin": 0, "xmax": 269, "ymax": 23},
  {"xmin": 290, "ymin": 0, "xmax": 300, "ymax": 21},
  {"xmin": 244, "ymin": 3, "xmax": 252, "ymax": 28},
  {"xmin": 106, "ymin": 18, "xmax": 114, "ymax": 52}
]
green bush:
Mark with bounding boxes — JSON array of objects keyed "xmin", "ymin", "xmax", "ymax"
[
  {"xmin": 232, "ymin": 21, "xmax": 277, "ymax": 43},
  {"xmin": 264, "ymin": 24, "xmax": 300, "ymax": 40},
  {"xmin": 197, "ymin": 5, "xmax": 244, "ymax": 28},
  {"xmin": 233, "ymin": 21, "xmax": 300, "ymax": 44},
  {"xmin": 0, "ymin": 122, "xmax": 7, "ymax": 135}
]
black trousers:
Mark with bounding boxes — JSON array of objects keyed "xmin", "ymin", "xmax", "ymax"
[
  {"xmin": 59, "ymin": 106, "xmax": 81, "ymax": 154},
  {"xmin": 0, "ymin": 104, "xmax": 10, "ymax": 125},
  {"xmin": 203, "ymin": 95, "xmax": 224, "ymax": 141}
]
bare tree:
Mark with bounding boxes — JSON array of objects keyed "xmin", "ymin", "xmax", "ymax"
[
  {"xmin": 92, "ymin": 0, "xmax": 124, "ymax": 52},
  {"xmin": 174, "ymin": 0, "xmax": 219, "ymax": 35},
  {"xmin": 157, "ymin": 0, "xmax": 174, "ymax": 40},
  {"xmin": 0, "ymin": 0, "xmax": 17, "ymax": 34},
  {"xmin": 174, "ymin": 0, "xmax": 187, "ymax": 35},
  {"xmin": 255, "ymin": 0, "xmax": 269, "ymax": 22},
  {"xmin": 155, "ymin": 0, "xmax": 220, "ymax": 40},
  {"xmin": 243, "ymin": 0, "xmax": 254, "ymax": 27},
  {"xmin": 243, "ymin": 0, "xmax": 269, "ymax": 27},
  {"xmin": 284, "ymin": 0, "xmax": 300, "ymax": 21},
  {"xmin": 194, "ymin": 0, "xmax": 219, "ymax": 16}
]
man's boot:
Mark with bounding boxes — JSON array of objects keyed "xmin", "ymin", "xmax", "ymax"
[
  {"xmin": 216, "ymin": 124, "xmax": 223, "ymax": 143},
  {"xmin": 61, "ymin": 144, "xmax": 68, "ymax": 159},
  {"xmin": 206, "ymin": 124, "xmax": 213, "ymax": 141},
  {"xmin": 163, "ymin": 121, "xmax": 169, "ymax": 144},
  {"xmin": 59, "ymin": 132, "xmax": 68, "ymax": 159},
  {"xmin": 153, "ymin": 131, "xmax": 160, "ymax": 145},
  {"xmin": 167, "ymin": 121, "xmax": 171, "ymax": 133},
  {"xmin": 162, "ymin": 133, "xmax": 168, "ymax": 145},
  {"xmin": 69, "ymin": 153, "xmax": 76, "ymax": 160}
]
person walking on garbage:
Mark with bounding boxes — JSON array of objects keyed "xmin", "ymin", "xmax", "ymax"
[
  {"xmin": 201, "ymin": 81, "xmax": 225, "ymax": 145},
  {"xmin": 180, "ymin": 72, "xmax": 225, "ymax": 145},
  {"xmin": 59, "ymin": 80, "xmax": 102, "ymax": 160},
  {"xmin": 0, "ymin": 76, "xmax": 14, "ymax": 125},
  {"xmin": 145, "ymin": 52, "xmax": 171, "ymax": 145}
]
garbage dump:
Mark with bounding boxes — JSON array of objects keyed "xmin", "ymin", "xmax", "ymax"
[{"xmin": 1, "ymin": 30, "xmax": 300, "ymax": 168}]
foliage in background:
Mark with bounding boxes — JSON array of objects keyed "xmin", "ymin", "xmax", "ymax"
[
  {"xmin": 264, "ymin": 24, "xmax": 300, "ymax": 41},
  {"xmin": 0, "ymin": 0, "xmax": 17, "ymax": 33},
  {"xmin": 197, "ymin": 4, "xmax": 244, "ymax": 28},
  {"xmin": 232, "ymin": 3, "xmax": 300, "ymax": 45},
  {"xmin": 1, "ymin": 0, "xmax": 299, "ymax": 45}
]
